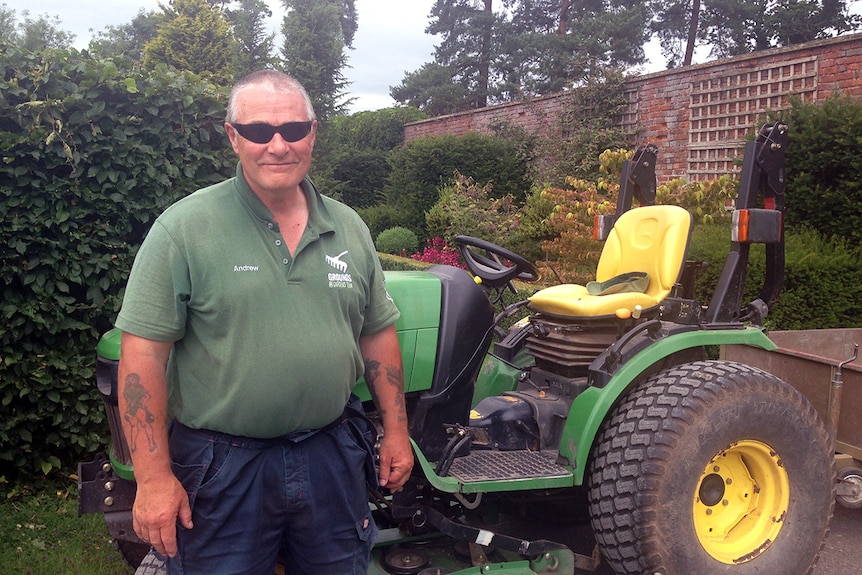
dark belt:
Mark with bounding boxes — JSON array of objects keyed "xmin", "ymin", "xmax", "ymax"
[{"xmin": 171, "ymin": 394, "xmax": 364, "ymax": 447}]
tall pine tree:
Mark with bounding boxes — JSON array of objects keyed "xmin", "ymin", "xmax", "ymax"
[
  {"xmin": 650, "ymin": 0, "xmax": 861, "ymax": 68},
  {"xmin": 280, "ymin": 0, "xmax": 356, "ymax": 120},
  {"xmin": 394, "ymin": 0, "xmax": 649, "ymax": 113},
  {"xmin": 226, "ymin": 0, "xmax": 277, "ymax": 75}
]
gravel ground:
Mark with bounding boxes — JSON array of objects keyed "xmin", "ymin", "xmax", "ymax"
[{"xmin": 811, "ymin": 504, "xmax": 862, "ymax": 575}]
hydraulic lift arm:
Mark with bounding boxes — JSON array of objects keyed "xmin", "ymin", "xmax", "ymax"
[{"xmin": 705, "ymin": 123, "xmax": 788, "ymax": 325}]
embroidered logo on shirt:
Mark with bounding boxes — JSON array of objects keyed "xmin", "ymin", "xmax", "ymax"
[
  {"xmin": 326, "ymin": 251, "xmax": 353, "ymax": 288},
  {"xmin": 325, "ymin": 251, "xmax": 349, "ymax": 272},
  {"xmin": 234, "ymin": 265, "xmax": 260, "ymax": 272}
]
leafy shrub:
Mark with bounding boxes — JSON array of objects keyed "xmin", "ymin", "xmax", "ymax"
[
  {"xmin": 509, "ymin": 185, "xmax": 557, "ymax": 263},
  {"xmin": 384, "ymin": 132, "xmax": 532, "ymax": 235},
  {"xmin": 321, "ymin": 148, "xmax": 389, "ymax": 209},
  {"xmin": 0, "ymin": 47, "xmax": 234, "ymax": 479},
  {"xmin": 323, "ymin": 107, "xmax": 428, "ymax": 151},
  {"xmin": 657, "ymin": 175, "xmax": 738, "ymax": 223},
  {"xmin": 312, "ymin": 107, "xmax": 427, "ymax": 207},
  {"xmin": 425, "ymin": 172, "xmax": 520, "ymax": 248},
  {"xmin": 376, "ymin": 227, "xmax": 419, "ymax": 255},
  {"xmin": 687, "ymin": 224, "xmax": 862, "ymax": 330},
  {"xmin": 538, "ymin": 149, "xmax": 633, "ymax": 283},
  {"xmin": 774, "ymin": 95, "xmax": 862, "ymax": 244},
  {"xmin": 358, "ymin": 203, "xmax": 411, "ymax": 241}
]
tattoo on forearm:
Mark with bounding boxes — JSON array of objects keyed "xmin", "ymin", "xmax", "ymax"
[
  {"xmin": 364, "ymin": 359, "xmax": 408, "ymax": 424},
  {"xmin": 364, "ymin": 359, "xmax": 382, "ymax": 406},
  {"xmin": 386, "ymin": 365, "xmax": 408, "ymax": 424},
  {"xmin": 123, "ymin": 373, "xmax": 158, "ymax": 454}
]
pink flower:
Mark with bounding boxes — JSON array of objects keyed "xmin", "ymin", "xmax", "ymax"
[{"xmin": 410, "ymin": 237, "xmax": 465, "ymax": 268}]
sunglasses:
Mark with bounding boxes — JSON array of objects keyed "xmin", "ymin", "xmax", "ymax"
[{"xmin": 230, "ymin": 121, "xmax": 314, "ymax": 144}]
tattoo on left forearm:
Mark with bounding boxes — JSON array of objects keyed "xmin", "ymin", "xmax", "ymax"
[
  {"xmin": 364, "ymin": 358, "xmax": 407, "ymax": 423},
  {"xmin": 364, "ymin": 358, "xmax": 382, "ymax": 407},
  {"xmin": 386, "ymin": 365, "xmax": 408, "ymax": 423}
]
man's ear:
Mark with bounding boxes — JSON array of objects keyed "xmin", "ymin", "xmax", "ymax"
[{"xmin": 224, "ymin": 122, "xmax": 241, "ymax": 154}]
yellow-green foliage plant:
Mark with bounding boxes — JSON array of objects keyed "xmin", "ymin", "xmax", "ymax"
[
  {"xmin": 538, "ymin": 148, "xmax": 632, "ymax": 284},
  {"xmin": 656, "ymin": 175, "xmax": 739, "ymax": 224},
  {"xmin": 539, "ymin": 148, "xmax": 740, "ymax": 283}
]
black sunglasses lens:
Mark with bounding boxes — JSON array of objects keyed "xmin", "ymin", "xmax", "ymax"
[
  {"xmin": 233, "ymin": 122, "xmax": 312, "ymax": 144},
  {"xmin": 277, "ymin": 121, "xmax": 313, "ymax": 142},
  {"xmin": 234, "ymin": 124, "xmax": 275, "ymax": 144}
]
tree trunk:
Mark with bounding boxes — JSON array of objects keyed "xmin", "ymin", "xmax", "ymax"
[
  {"xmin": 558, "ymin": 0, "xmax": 571, "ymax": 35},
  {"xmin": 476, "ymin": 0, "xmax": 492, "ymax": 108},
  {"xmin": 683, "ymin": 0, "xmax": 700, "ymax": 66}
]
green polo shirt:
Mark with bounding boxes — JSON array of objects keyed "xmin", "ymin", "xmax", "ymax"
[{"xmin": 115, "ymin": 164, "xmax": 399, "ymax": 438}]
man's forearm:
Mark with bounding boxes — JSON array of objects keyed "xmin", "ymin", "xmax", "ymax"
[
  {"xmin": 117, "ymin": 332, "xmax": 174, "ymax": 481},
  {"xmin": 117, "ymin": 331, "xmax": 193, "ymax": 557},
  {"xmin": 359, "ymin": 325, "xmax": 408, "ymax": 436}
]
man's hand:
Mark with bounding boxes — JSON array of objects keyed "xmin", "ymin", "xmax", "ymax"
[
  {"xmin": 359, "ymin": 325, "xmax": 413, "ymax": 491},
  {"xmin": 132, "ymin": 471, "xmax": 194, "ymax": 557},
  {"xmin": 377, "ymin": 432, "xmax": 414, "ymax": 491}
]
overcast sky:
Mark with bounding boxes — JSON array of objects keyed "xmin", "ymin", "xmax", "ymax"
[{"xmin": 5, "ymin": 0, "xmax": 439, "ymax": 112}]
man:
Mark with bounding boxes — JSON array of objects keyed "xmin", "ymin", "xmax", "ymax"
[{"xmin": 116, "ymin": 70, "xmax": 413, "ymax": 574}]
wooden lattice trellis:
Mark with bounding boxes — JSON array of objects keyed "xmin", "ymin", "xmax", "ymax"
[{"xmin": 687, "ymin": 57, "xmax": 818, "ymax": 180}]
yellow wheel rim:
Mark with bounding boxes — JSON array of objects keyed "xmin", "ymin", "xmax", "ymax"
[{"xmin": 693, "ymin": 440, "xmax": 790, "ymax": 564}]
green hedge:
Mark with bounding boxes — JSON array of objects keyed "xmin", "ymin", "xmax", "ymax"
[
  {"xmin": 778, "ymin": 95, "xmax": 862, "ymax": 245},
  {"xmin": 311, "ymin": 107, "xmax": 427, "ymax": 209},
  {"xmin": 378, "ymin": 253, "xmax": 430, "ymax": 272},
  {"xmin": 0, "ymin": 47, "xmax": 234, "ymax": 478},
  {"xmin": 688, "ymin": 223, "xmax": 862, "ymax": 330},
  {"xmin": 382, "ymin": 132, "xmax": 532, "ymax": 236}
]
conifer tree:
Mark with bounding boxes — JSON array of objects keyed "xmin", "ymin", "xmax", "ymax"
[{"xmin": 144, "ymin": 0, "xmax": 236, "ymax": 84}]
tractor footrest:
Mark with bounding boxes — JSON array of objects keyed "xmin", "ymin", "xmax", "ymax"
[{"xmin": 448, "ymin": 449, "xmax": 571, "ymax": 483}]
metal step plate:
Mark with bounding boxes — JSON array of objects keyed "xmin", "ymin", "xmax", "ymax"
[{"xmin": 448, "ymin": 450, "xmax": 571, "ymax": 483}]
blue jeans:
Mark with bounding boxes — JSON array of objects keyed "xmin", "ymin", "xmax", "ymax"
[{"xmin": 161, "ymin": 405, "xmax": 378, "ymax": 575}]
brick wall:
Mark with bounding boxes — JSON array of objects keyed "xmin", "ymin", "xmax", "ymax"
[{"xmin": 404, "ymin": 33, "xmax": 862, "ymax": 183}]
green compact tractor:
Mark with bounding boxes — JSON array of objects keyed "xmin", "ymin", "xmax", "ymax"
[{"xmin": 80, "ymin": 123, "xmax": 835, "ymax": 575}]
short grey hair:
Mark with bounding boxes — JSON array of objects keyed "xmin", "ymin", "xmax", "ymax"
[{"xmin": 225, "ymin": 70, "xmax": 317, "ymax": 123}]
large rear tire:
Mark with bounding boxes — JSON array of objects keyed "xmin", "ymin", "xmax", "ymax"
[{"xmin": 587, "ymin": 360, "xmax": 834, "ymax": 574}]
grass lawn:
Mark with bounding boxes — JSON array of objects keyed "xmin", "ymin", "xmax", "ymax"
[{"xmin": 0, "ymin": 478, "xmax": 133, "ymax": 575}]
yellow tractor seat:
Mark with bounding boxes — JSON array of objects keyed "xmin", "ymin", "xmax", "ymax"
[{"xmin": 529, "ymin": 205, "xmax": 693, "ymax": 318}]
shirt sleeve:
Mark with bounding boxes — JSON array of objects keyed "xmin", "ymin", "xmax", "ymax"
[
  {"xmin": 114, "ymin": 220, "xmax": 190, "ymax": 342},
  {"xmin": 361, "ymin": 252, "xmax": 401, "ymax": 336}
]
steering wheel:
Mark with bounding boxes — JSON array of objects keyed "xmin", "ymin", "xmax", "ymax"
[{"xmin": 454, "ymin": 236, "xmax": 539, "ymax": 291}]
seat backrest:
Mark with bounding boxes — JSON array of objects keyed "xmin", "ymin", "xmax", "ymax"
[{"xmin": 596, "ymin": 204, "xmax": 692, "ymax": 301}]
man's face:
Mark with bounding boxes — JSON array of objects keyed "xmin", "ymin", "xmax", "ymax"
[{"xmin": 224, "ymin": 87, "xmax": 317, "ymax": 199}]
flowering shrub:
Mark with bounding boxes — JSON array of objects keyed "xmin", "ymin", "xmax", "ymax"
[{"xmin": 411, "ymin": 237, "xmax": 465, "ymax": 268}]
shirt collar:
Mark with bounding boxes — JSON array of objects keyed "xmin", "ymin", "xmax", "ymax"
[{"xmin": 233, "ymin": 162, "xmax": 336, "ymax": 236}]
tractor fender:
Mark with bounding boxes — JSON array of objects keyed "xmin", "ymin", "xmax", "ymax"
[{"xmin": 560, "ymin": 326, "xmax": 777, "ymax": 484}]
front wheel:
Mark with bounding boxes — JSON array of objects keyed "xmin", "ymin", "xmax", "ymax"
[{"xmin": 588, "ymin": 360, "xmax": 834, "ymax": 575}]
